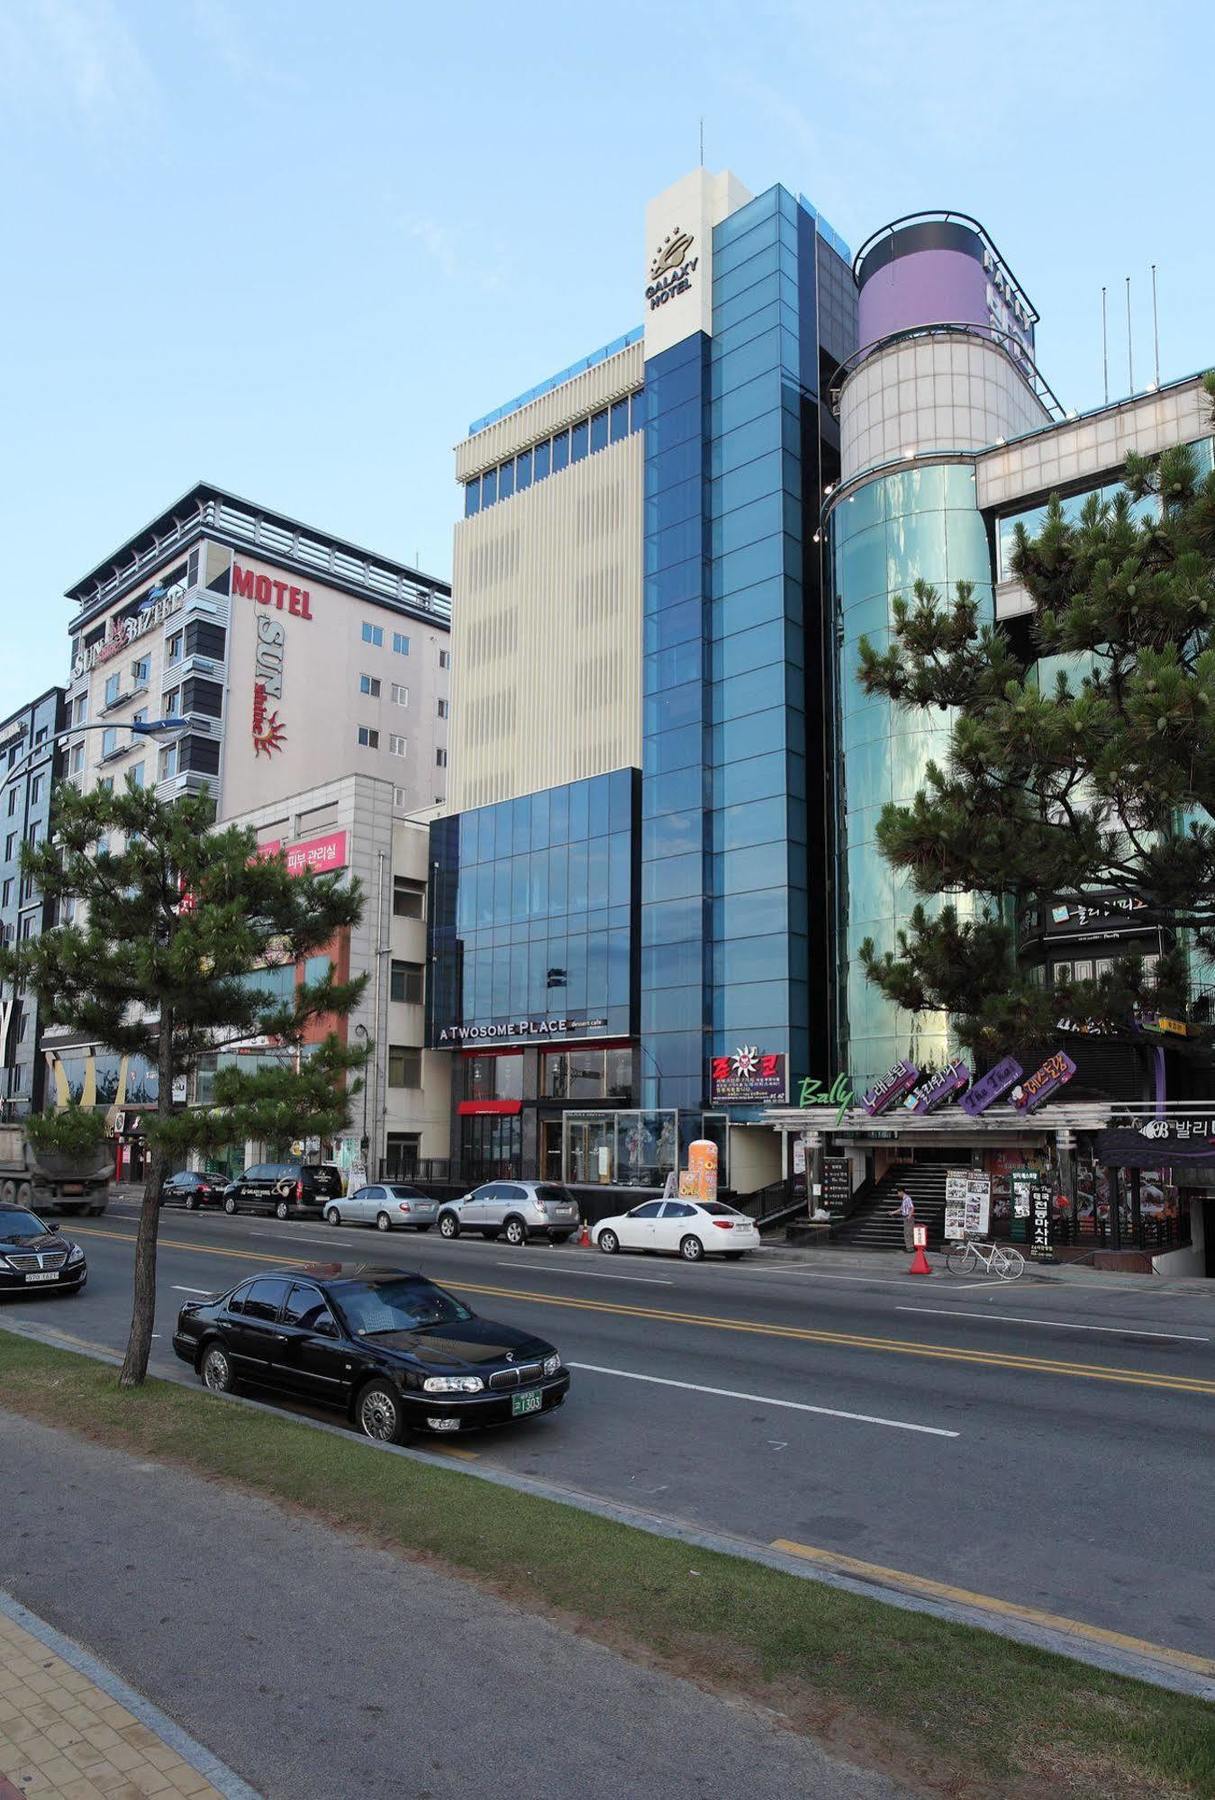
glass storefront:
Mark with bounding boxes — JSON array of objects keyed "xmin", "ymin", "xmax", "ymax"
[{"xmin": 562, "ymin": 1108, "xmax": 678, "ymax": 1186}]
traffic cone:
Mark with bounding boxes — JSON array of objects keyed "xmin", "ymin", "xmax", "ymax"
[
  {"xmin": 908, "ymin": 1242, "xmax": 932, "ymax": 1275},
  {"xmin": 579, "ymin": 1218, "xmax": 591, "ymax": 1248}
]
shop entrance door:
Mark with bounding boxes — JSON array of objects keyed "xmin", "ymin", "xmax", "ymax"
[
  {"xmin": 541, "ymin": 1120, "xmax": 563, "ymax": 1182},
  {"xmin": 566, "ymin": 1120, "xmax": 591, "ymax": 1185}
]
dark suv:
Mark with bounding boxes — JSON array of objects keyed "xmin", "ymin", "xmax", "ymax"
[{"xmin": 222, "ymin": 1162, "xmax": 344, "ymax": 1220}]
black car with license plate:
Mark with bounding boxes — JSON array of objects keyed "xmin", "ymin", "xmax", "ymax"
[
  {"xmin": 172, "ymin": 1263, "xmax": 570, "ymax": 1443},
  {"xmin": 162, "ymin": 1170, "xmax": 227, "ymax": 1210},
  {"xmin": 0, "ymin": 1204, "xmax": 88, "ymax": 1297}
]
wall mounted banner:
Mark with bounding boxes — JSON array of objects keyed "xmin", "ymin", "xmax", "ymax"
[
  {"xmin": 258, "ymin": 831, "xmax": 348, "ymax": 877},
  {"xmin": 1097, "ymin": 1116, "xmax": 1215, "ymax": 1167},
  {"xmin": 903, "ymin": 1059, "xmax": 971, "ymax": 1115},
  {"xmin": 959, "ymin": 1056, "xmax": 1023, "ymax": 1117},
  {"xmin": 1010, "ymin": 1051, "xmax": 1076, "ymax": 1112},
  {"xmin": 709, "ymin": 1046, "xmax": 788, "ymax": 1104},
  {"xmin": 861, "ymin": 1059, "xmax": 920, "ymax": 1116}
]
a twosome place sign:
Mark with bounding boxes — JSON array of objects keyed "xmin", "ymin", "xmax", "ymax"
[{"xmin": 438, "ymin": 1016, "xmax": 608, "ymax": 1045}]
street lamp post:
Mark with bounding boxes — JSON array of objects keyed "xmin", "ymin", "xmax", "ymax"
[
  {"xmin": 353, "ymin": 1022, "xmax": 371, "ymax": 1170},
  {"xmin": 0, "ymin": 719, "xmax": 186, "ymax": 799}
]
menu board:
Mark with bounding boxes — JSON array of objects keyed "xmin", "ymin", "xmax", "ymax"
[
  {"xmin": 944, "ymin": 1169, "xmax": 991, "ymax": 1240},
  {"xmin": 821, "ymin": 1157, "xmax": 852, "ymax": 1215}
]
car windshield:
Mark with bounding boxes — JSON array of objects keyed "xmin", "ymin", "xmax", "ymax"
[
  {"xmin": 335, "ymin": 1277, "xmax": 474, "ymax": 1336},
  {"xmin": 0, "ymin": 1211, "xmax": 50, "ymax": 1240}
]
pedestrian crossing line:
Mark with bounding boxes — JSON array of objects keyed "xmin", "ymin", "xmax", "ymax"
[{"xmin": 71, "ymin": 1224, "xmax": 1215, "ymax": 1396}]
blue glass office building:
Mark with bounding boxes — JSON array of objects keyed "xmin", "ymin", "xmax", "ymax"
[{"xmin": 431, "ymin": 168, "xmax": 856, "ymax": 1189}]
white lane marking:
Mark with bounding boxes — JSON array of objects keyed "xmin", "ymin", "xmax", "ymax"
[
  {"xmin": 494, "ymin": 1261, "xmax": 673, "ymax": 1286},
  {"xmin": 567, "ymin": 1362, "xmax": 959, "ymax": 1438},
  {"xmin": 171, "ymin": 1285, "xmax": 213, "ymax": 1295},
  {"xmin": 896, "ymin": 1306, "xmax": 1210, "ymax": 1343},
  {"xmin": 249, "ymin": 1230, "xmax": 343, "ymax": 1246},
  {"xmin": 738, "ymin": 1267, "xmax": 999, "ymax": 1292}
]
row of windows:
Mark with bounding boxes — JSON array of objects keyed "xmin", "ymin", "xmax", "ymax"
[
  {"xmin": 6, "ymin": 774, "xmax": 44, "ymax": 816},
  {"xmin": 463, "ymin": 390, "xmax": 648, "ymax": 519},
  {"xmin": 455, "ymin": 770, "xmax": 633, "ymax": 867},
  {"xmin": 361, "ymin": 621, "xmax": 412, "ymax": 655}
]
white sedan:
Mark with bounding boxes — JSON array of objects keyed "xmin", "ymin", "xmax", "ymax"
[
  {"xmin": 325, "ymin": 1184, "xmax": 438, "ymax": 1232},
  {"xmin": 592, "ymin": 1198, "xmax": 760, "ymax": 1262}
]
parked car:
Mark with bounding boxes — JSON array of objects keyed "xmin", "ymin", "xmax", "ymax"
[
  {"xmin": 162, "ymin": 1170, "xmax": 227, "ymax": 1211},
  {"xmin": 173, "ymin": 1262, "xmax": 570, "ymax": 1442},
  {"xmin": 593, "ymin": 1198, "xmax": 761, "ymax": 1262},
  {"xmin": 0, "ymin": 1204, "xmax": 88, "ymax": 1297},
  {"xmin": 436, "ymin": 1181, "xmax": 580, "ymax": 1246},
  {"xmin": 222, "ymin": 1162, "xmax": 344, "ymax": 1220},
  {"xmin": 326, "ymin": 1185, "xmax": 438, "ymax": 1232}
]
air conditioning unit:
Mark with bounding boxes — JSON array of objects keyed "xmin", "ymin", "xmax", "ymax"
[{"xmin": 191, "ymin": 657, "xmax": 218, "ymax": 675}]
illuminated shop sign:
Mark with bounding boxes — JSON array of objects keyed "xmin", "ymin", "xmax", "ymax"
[
  {"xmin": 438, "ymin": 1016, "xmax": 608, "ymax": 1045},
  {"xmin": 258, "ymin": 831, "xmax": 348, "ymax": 876},
  {"xmin": 903, "ymin": 1059, "xmax": 971, "ymax": 1115},
  {"xmin": 861, "ymin": 1059, "xmax": 919, "ymax": 1116},
  {"xmin": 709, "ymin": 1046, "xmax": 788, "ymax": 1104},
  {"xmin": 959, "ymin": 1056, "xmax": 1023, "ymax": 1117},
  {"xmin": 72, "ymin": 592, "xmax": 182, "ymax": 679},
  {"xmin": 1010, "ymin": 1051, "xmax": 1076, "ymax": 1112},
  {"xmin": 646, "ymin": 226, "xmax": 698, "ymax": 312},
  {"xmin": 232, "ymin": 563, "xmax": 314, "ymax": 619}
]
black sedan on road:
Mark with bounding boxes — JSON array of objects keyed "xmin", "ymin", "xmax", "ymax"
[
  {"xmin": 0, "ymin": 1204, "xmax": 87, "ymax": 1297},
  {"xmin": 173, "ymin": 1263, "xmax": 570, "ymax": 1444},
  {"xmin": 161, "ymin": 1170, "xmax": 227, "ymax": 1210}
]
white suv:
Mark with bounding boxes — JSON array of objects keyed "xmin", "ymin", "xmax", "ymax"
[{"xmin": 437, "ymin": 1182, "xmax": 581, "ymax": 1246}]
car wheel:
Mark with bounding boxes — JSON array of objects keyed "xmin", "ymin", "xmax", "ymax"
[
  {"xmin": 183, "ymin": 1194, "xmax": 197, "ymax": 1211},
  {"xmin": 679, "ymin": 1235, "xmax": 705, "ymax": 1262},
  {"xmin": 438, "ymin": 1212, "xmax": 460, "ymax": 1239},
  {"xmin": 503, "ymin": 1216, "xmax": 527, "ymax": 1247},
  {"xmin": 223, "ymin": 1195, "xmax": 238, "ymax": 1215},
  {"xmin": 200, "ymin": 1342, "xmax": 236, "ymax": 1393},
  {"xmin": 326, "ymin": 1207, "xmax": 341, "ymax": 1226},
  {"xmin": 376, "ymin": 1211, "xmax": 392, "ymax": 1232},
  {"xmin": 598, "ymin": 1228, "xmax": 619, "ymax": 1255},
  {"xmin": 275, "ymin": 1200, "xmax": 290, "ymax": 1221},
  {"xmin": 357, "ymin": 1380, "xmax": 406, "ymax": 1444}
]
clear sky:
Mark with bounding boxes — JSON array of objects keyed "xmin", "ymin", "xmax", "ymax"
[{"xmin": 2, "ymin": 0, "xmax": 1212, "ymax": 718}]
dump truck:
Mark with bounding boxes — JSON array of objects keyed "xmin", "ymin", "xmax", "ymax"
[{"xmin": 0, "ymin": 1123, "xmax": 111, "ymax": 1216}]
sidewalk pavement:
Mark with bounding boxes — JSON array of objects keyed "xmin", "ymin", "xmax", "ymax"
[
  {"xmin": 2, "ymin": 1411, "xmax": 907, "ymax": 1800},
  {"xmin": 0, "ymin": 1595, "xmax": 253, "ymax": 1800}
]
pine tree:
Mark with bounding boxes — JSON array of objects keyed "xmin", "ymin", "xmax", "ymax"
[
  {"xmin": 0, "ymin": 782, "xmax": 368, "ymax": 1384},
  {"xmin": 854, "ymin": 388, "xmax": 1215, "ymax": 1070}
]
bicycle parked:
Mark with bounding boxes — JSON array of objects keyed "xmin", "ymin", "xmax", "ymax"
[{"xmin": 944, "ymin": 1235, "xmax": 1025, "ymax": 1280}]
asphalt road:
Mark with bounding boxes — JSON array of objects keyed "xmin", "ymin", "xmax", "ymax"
[{"xmin": 9, "ymin": 1198, "xmax": 1215, "ymax": 1662}]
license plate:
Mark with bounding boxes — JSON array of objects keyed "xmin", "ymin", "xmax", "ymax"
[
  {"xmin": 511, "ymin": 1389, "xmax": 543, "ymax": 1417},
  {"xmin": 25, "ymin": 1271, "xmax": 59, "ymax": 1283},
  {"xmin": 62, "ymin": 1184, "xmax": 84, "ymax": 1196}
]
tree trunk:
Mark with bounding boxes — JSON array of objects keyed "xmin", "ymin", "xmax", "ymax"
[{"xmin": 120, "ymin": 1011, "xmax": 173, "ymax": 1387}]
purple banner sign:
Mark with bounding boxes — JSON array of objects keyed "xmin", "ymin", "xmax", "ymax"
[
  {"xmin": 904, "ymin": 1060, "xmax": 972, "ymax": 1115},
  {"xmin": 1011, "ymin": 1051, "xmax": 1077, "ymax": 1113},
  {"xmin": 959, "ymin": 1056, "xmax": 1023, "ymax": 1118},
  {"xmin": 861, "ymin": 1059, "xmax": 920, "ymax": 1116}
]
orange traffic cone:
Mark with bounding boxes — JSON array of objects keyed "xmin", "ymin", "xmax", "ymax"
[
  {"xmin": 579, "ymin": 1218, "xmax": 591, "ymax": 1248},
  {"xmin": 908, "ymin": 1241, "xmax": 932, "ymax": 1275}
]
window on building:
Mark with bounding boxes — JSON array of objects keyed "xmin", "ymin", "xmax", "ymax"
[
  {"xmin": 101, "ymin": 727, "xmax": 119, "ymax": 758},
  {"xmin": 1, "ymin": 879, "xmax": 10, "ymax": 906},
  {"xmin": 439, "ymin": 649, "xmax": 450, "ymax": 670},
  {"xmin": 435, "ymin": 747, "xmax": 448, "ymax": 768},
  {"xmin": 162, "ymin": 685, "xmax": 180, "ymax": 717},
  {"xmin": 132, "ymin": 709, "xmax": 147, "ymax": 729},
  {"xmin": 30, "ymin": 775, "xmax": 42, "ymax": 804},
  {"xmin": 6, "ymin": 788, "xmax": 15, "ymax": 817},
  {"xmin": 437, "ymin": 698, "xmax": 449, "ymax": 719},
  {"xmin": 20, "ymin": 872, "xmax": 35, "ymax": 902},
  {"xmin": 131, "ymin": 657, "xmax": 150, "ymax": 688},
  {"xmin": 465, "ymin": 1053, "xmax": 523, "ymax": 1101},
  {"xmin": 130, "ymin": 763, "xmax": 145, "ymax": 788},
  {"xmin": 357, "ymin": 726, "xmax": 380, "ymax": 749},
  {"xmin": 33, "ymin": 726, "xmax": 46, "ymax": 746},
  {"xmin": 571, "ymin": 418, "xmax": 589, "ymax": 464},
  {"xmin": 392, "ymin": 877, "xmax": 425, "ymax": 919},
  {"xmin": 159, "ymin": 743, "xmax": 178, "ymax": 780},
  {"xmin": 104, "ymin": 673, "xmax": 122, "ymax": 707},
  {"xmin": 362, "ymin": 621, "xmax": 384, "ymax": 647},
  {"xmin": 393, "ymin": 785, "xmax": 407, "ymax": 809},
  {"xmin": 388, "ymin": 1046, "xmax": 422, "ymax": 1088},
  {"xmin": 75, "ymin": 694, "xmax": 88, "ymax": 725},
  {"xmin": 166, "ymin": 632, "xmax": 183, "ymax": 665},
  {"xmin": 71, "ymin": 743, "xmax": 84, "ymax": 775},
  {"xmin": 590, "ymin": 409, "xmax": 610, "ymax": 453},
  {"xmin": 360, "ymin": 674, "xmax": 381, "ymax": 696},
  {"xmin": 388, "ymin": 734, "xmax": 406, "ymax": 757},
  {"xmin": 303, "ymin": 954, "xmax": 332, "ymax": 987},
  {"xmin": 391, "ymin": 683, "xmax": 408, "ymax": 706},
  {"xmin": 19, "ymin": 915, "xmax": 33, "ymax": 941},
  {"xmin": 390, "ymin": 960, "xmax": 424, "ymax": 1004},
  {"xmin": 59, "ymin": 895, "xmax": 76, "ymax": 925},
  {"xmin": 393, "ymin": 632, "xmax": 410, "ymax": 656},
  {"xmin": 98, "ymin": 777, "xmax": 114, "ymax": 794},
  {"xmin": 4, "ymin": 833, "xmax": 14, "ymax": 861}
]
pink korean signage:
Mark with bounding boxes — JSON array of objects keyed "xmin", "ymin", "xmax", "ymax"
[{"xmin": 258, "ymin": 830, "xmax": 348, "ymax": 877}]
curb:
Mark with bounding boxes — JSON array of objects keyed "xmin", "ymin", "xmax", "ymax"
[
  {"xmin": 4, "ymin": 1314, "xmax": 1214, "ymax": 1706},
  {"xmin": 0, "ymin": 1586, "xmax": 262, "ymax": 1800}
]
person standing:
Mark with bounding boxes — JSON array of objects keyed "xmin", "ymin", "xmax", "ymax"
[{"xmin": 896, "ymin": 1188, "xmax": 915, "ymax": 1253}]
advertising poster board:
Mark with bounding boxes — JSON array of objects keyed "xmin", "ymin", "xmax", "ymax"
[{"xmin": 944, "ymin": 1168, "xmax": 991, "ymax": 1240}]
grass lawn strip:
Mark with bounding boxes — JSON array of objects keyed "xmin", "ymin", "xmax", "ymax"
[{"xmin": 2, "ymin": 1336, "xmax": 1211, "ymax": 1799}]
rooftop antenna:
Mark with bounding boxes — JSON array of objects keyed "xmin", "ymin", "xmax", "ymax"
[
  {"xmin": 1125, "ymin": 275, "xmax": 1134, "ymax": 393},
  {"xmin": 1101, "ymin": 286, "xmax": 1108, "ymax": 405},
  {"xmin": 1151, "ymin": 263, "xmax": 1161, "ymax": 386}
]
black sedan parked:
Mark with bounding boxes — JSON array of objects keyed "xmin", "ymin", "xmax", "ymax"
[
  {"xmin": 0, "ymin": 1204, "xmax": 87, "ymax": 1297},
  {"xmin": 161, "ymin": 1171, "xmax": 227, "ymax": 1210},
  {"xmin": 173, "ymin": 1263, "xmax": 570, "ymax": 1443}
]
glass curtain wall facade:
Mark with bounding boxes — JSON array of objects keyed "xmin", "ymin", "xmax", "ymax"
[{"xmin": 832, "ymin": 462, "xmax": 993, "ymax": 1091}]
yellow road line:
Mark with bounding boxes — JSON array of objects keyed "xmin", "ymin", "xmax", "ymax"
[
  {"xmin": 73, "ymin": 1225, "xmax": 1215, "ymax": 1397},
  {"xmin": 771, "ymin": 1539, "xmax": 1215, "ymax": 1679}
]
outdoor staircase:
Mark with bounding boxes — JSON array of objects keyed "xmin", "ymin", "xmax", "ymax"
[{"xmin": 828, "ymin": 1159, "xmax": 953, "ymax": 1250}]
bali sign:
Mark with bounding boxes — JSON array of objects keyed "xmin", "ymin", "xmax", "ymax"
[
  {"xmin": 861, "ymin": 1059, "xmax": 919, "ymax": 1116},
  {"xmin": 1010, "ymin": 1051, "xmax": 1076, "ymax": 1113},
  {"xmin": 959, "ymin": 1056, "xmax": 1023, "ymax": 1117},
  {"xmin": 903, "ymin": 1060, "xmax": 971, "ymax": 1115}
]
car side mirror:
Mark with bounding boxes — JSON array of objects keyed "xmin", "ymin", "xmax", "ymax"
[{"xmin": 316, "ymin": 1319, "xmax": 338, "ymax": 1338}]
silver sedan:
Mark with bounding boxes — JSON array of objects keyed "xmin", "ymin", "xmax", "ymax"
[{"xmin": 325, "ymin": 1184, "xmax": 438, "ymax": 1233}]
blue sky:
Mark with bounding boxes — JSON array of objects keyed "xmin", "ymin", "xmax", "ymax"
[{"xmin": 2, "ymin": 0, "xmax": 1212, "ymax": 718}]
